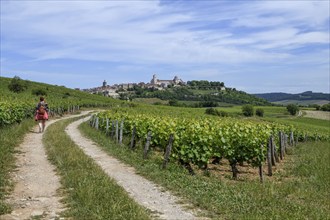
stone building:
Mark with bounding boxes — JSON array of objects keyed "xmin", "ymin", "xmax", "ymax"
[{"xmin": 150, "ymin": 74, "xmax": 184, "ymax": 87}]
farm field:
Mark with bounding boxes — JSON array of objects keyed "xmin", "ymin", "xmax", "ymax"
[
  {"xmin": 273, "ymin": 99, "xmax": 329, "ymax": 106},
  {"xmin": 1, "ymin": 78, "xmax": 329, "ymax": 219},
  {"xmin": 81, "ymin": 103, "xmax": 329, "ymax": 218},
  {"xmin": 80, "ymin": 118, "xmax": 330, "ymax": 219},
  {"xmin": 1, "ymin": 1, "xmax": 329, "ymax": 219},
  {"xmin": 304, "ymin": 110, "xmax": 330, "ymax": 120}
]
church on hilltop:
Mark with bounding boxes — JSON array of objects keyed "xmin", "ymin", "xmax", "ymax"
[{"xmin": 150, "ymin": 74, "xmax": 184, "ymax": 87}]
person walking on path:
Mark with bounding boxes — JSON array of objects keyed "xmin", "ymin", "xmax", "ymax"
[{"xmin": 35, "ymin": 96, "xmax": 49, "ymax": 133}]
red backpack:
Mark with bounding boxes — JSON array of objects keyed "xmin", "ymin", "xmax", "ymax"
[{"xmin": 38, "ymin": 104, "xmax": 46, "ymax": 115}]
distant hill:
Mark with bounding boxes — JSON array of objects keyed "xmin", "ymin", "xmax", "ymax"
[
  {"xmin": 129, "ymin": 82, "xmax": 271, "ymax": 106},
  {"xmin": 254, "ymin": 91, "xmax": 330, "ymax": 105}
]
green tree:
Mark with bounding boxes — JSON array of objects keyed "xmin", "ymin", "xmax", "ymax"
[
  {"xmin": 321, "ymin": 103, "xmax": 330, "ymax": 111},
  {"xmin": 256, "ymin": 108, "xmax": 264, "ymax": 117},
  {"xmin": 242, "ymin": 104, "xmax": 254, "ymax": 117},
  {"xmin": 8, "ymin": 76, "xmax": 27, "ymax": 93},
  {"xmin": 287, "ymin": 104, "xmax": 299, "ymax": 115}
]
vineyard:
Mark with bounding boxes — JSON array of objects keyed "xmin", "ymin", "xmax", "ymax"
[
  {"xmin": 1, "ymin": 76, "xmax": 329, "ymax": 219},
  {"xmin": 0, "ymin": 76, "xmax": 123, "ymax": 126},
  {"xmin": 91, "ymin": 107, "xmax": 329, "ymax": 180}
]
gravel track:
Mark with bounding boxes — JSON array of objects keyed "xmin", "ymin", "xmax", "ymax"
[
  {"xmin": 66, "ymin": 116, "xmax": 203, "ymax": 220},
  {"xmin": 1, "ymin": 112, "xmax": 90, "ymax": 220},
  {"xmin": 1, "ymin": 112, "xmax": 205, "ymax": 220}
]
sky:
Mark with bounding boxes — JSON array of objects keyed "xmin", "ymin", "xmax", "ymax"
[{"xmin": 1, "ymin": 0, "xmax": 329, "ymax": 94}]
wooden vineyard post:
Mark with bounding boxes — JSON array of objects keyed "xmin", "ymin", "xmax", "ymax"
[
  {"xmin": 272, "ymin": 136, "xmax": 280, "ymax": 163},
  {"xmin": 130, "ymin": 126, "xmax": 136, "ymax": 149},
  {"xmin": 143, "ymin": 131, "xmax": 152, "ymax": 159},
  {"xmin": 119, "ymin": 121, "xmax": 124, "ymax": 145},
  {"xmin": 267, "ymin": 137, "xmax": 273, "ymax": 176},
  {"xmin": 290, "ymin": 132, "xmax": 294, "ymax": 146},
  {"xmin": 115, "ymin": 120, "xmax": 119, "ymax": 143},
  {"xmin": 284, "ymin": 134, "xmax": 288, "ymax": 153},
  {"xmin": 259, "ymin": 145, "xmax": 264, "ymax": 183},
  {"xmin": 279, "ymin": 132, "xmax": 285, "ymax": 160},
  {"xmin": 91, "ymin": 115, "xmax": 96, "ymax": 127},
  {"xmin": 89, "ymin": 115, "xmax": 92, "ymax": 126},
  {"xmin": 296, "ymin": 135, "xmax": 299, "ymax": 145},
  {"xmin": 95, "ymin": 117, "xmax": 99, "ymax": 130},
  {"xmin": 269, "ymin": 135, "xmax": 276, "ymax": 166},
  {"xmin": 105, "ymin": 118, "xmax": 109, "ymax": 135},
  {"xmin": 278, "ymin": 132, "xmax": 283, "ymax": 160},
  {"xmin": 111, "ymin": 121, "xmax": 115, "ymax": 138},
  {"xmin": 162, "ymin": 134, "xmax": 174, "ymax": 169}
]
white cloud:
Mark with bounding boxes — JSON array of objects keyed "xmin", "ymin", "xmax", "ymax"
[
  {"xmin": 5, "ymin": 0, "xmax": 326, "ymax": 64},
  {"xmin": 1, "ymin": 1, "xmax": 329, "ymax": 93}
]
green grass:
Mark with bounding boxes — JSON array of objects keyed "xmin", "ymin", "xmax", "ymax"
[
  {"xmin": 211, "ymin": 106, "xmax": 329, "ymax": 136},
  {"xmin": 0, "ymin": 119, "xmax": 36, "ymax": 214},
  {"xmin": 43, "ymin": 116, "xmax": 150, "ymax": 220},
  {"xmin": 132, "ymin": 98, "xmax": 169, "ymax": 105},
  {"xmin": 80, "ymin": 122, "xmax": 330, "ymax": 219},
  {"xmin": 273, "ymin": 99, "xmax": 329, "ymax": 106},
  {"xmin": 265, "ymin": 115, "xmax": 330, "ymax": 135}
]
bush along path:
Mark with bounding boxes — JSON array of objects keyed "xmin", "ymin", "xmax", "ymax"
[
  {"xmin": 66, "ymin": 116, "xmax": 203, "ymax": 220},
  {"xmin": 1, "ymin": 111, "xmax": 91, "ymax": 220}
]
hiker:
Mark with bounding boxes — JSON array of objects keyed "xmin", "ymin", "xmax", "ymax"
[{"xmin": 35, "ymin": 96, "xmax": 49, "ymax": 133}]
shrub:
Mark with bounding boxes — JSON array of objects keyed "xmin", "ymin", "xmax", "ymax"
[
  {"xmin": 205, "ymin": 108, "xmax": 218, "ymax": 116},
  {"xmin": 169, "ymin": 100, "xmax": 179, "ymax": 106},
  {"xmin": 8, "ymin": 76, "xmax": 27, "ymax": 93},
  {"xmin": 321, "ymin": 103, "xmax": 330, "ymax": 111},
  {"xmin": 218, "ymin": 110, "xmax": 229, "ymax": 117},
  {"xmin": 308, "ymin": 104, "xmax": 320, "ymax": 110},
  {"xmin": 62, "ymin": 92, "xmax": 71, "ymax": 99},
  {"xmin": 256, "ymin": 108, "xmax": 264, "ymax": 117},
  {"xmin": 205, "ymin": 108, "xmax": 228, "ymax": 117},
  {"xmin": 200, "ymin": 101, "xmax": 218, "ymax": 107},
  {"xmin": 287, "ymin": 104, "xmax": 299, "ymax": 115},
  {"xmin": 32, "ymin": 88, "xmax": 47, "ymax": 96},
  {"xmin": 242, "ymin": 104, "xmax": 254, "ymax": 117}
]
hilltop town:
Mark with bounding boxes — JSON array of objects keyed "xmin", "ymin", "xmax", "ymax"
[{"xmin": 83, "ymin": 74, "xmax": 185, "ymax": 98}]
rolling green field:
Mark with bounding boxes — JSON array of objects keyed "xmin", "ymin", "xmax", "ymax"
[
  {"xmin": 1, "ymin": 77, "xmax": 329, "ymax": 219},
  {"xmin": 273, "ymin": 99, "xmax": 329, "ymax": 106}
]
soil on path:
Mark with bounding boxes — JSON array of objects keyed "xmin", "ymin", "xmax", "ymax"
[
  {"xmin": 66, "ymin": 116, "xmax": 204, "ymax": 220},
  {"xmin": 1, "ymin": 112, "xmax": 91, "ymax": 220}
]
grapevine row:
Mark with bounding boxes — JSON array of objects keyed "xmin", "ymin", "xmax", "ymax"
[
  {"xmin": 96, "ymin": 110, "xmax": 299, "ymax": 171},
  {"xmin": 0, "ymin": 99, "xmax": 117, "ymax": 127}
]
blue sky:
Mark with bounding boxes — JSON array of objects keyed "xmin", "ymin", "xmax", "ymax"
[{"xmin": 1, "ymin": 0, "xmax": 329, "ymax": 93}]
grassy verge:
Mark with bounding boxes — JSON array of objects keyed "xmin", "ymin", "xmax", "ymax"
[
  {"xmin": 0, "ymin": 119, "xmax": 36, "ymax": 214},
  {"xmin": 43, "ymin": 116, "xmax": 150, "ymax": 220},
  {"xmin": 80, "ymin": 122, "xmax": 330, "ymax": 219}
]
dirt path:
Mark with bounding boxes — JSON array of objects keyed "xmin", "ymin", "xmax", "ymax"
[
  {"xmin": 1, "ymin": 112, "xmax": 90, "ymax": 220},
  {"xmin": 66, "ymin": 116, "xmax": 202, "ymax": 220},
  {"xmin": 303, "ymin": 110, "xmax": 330, "ymax": 120}
]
